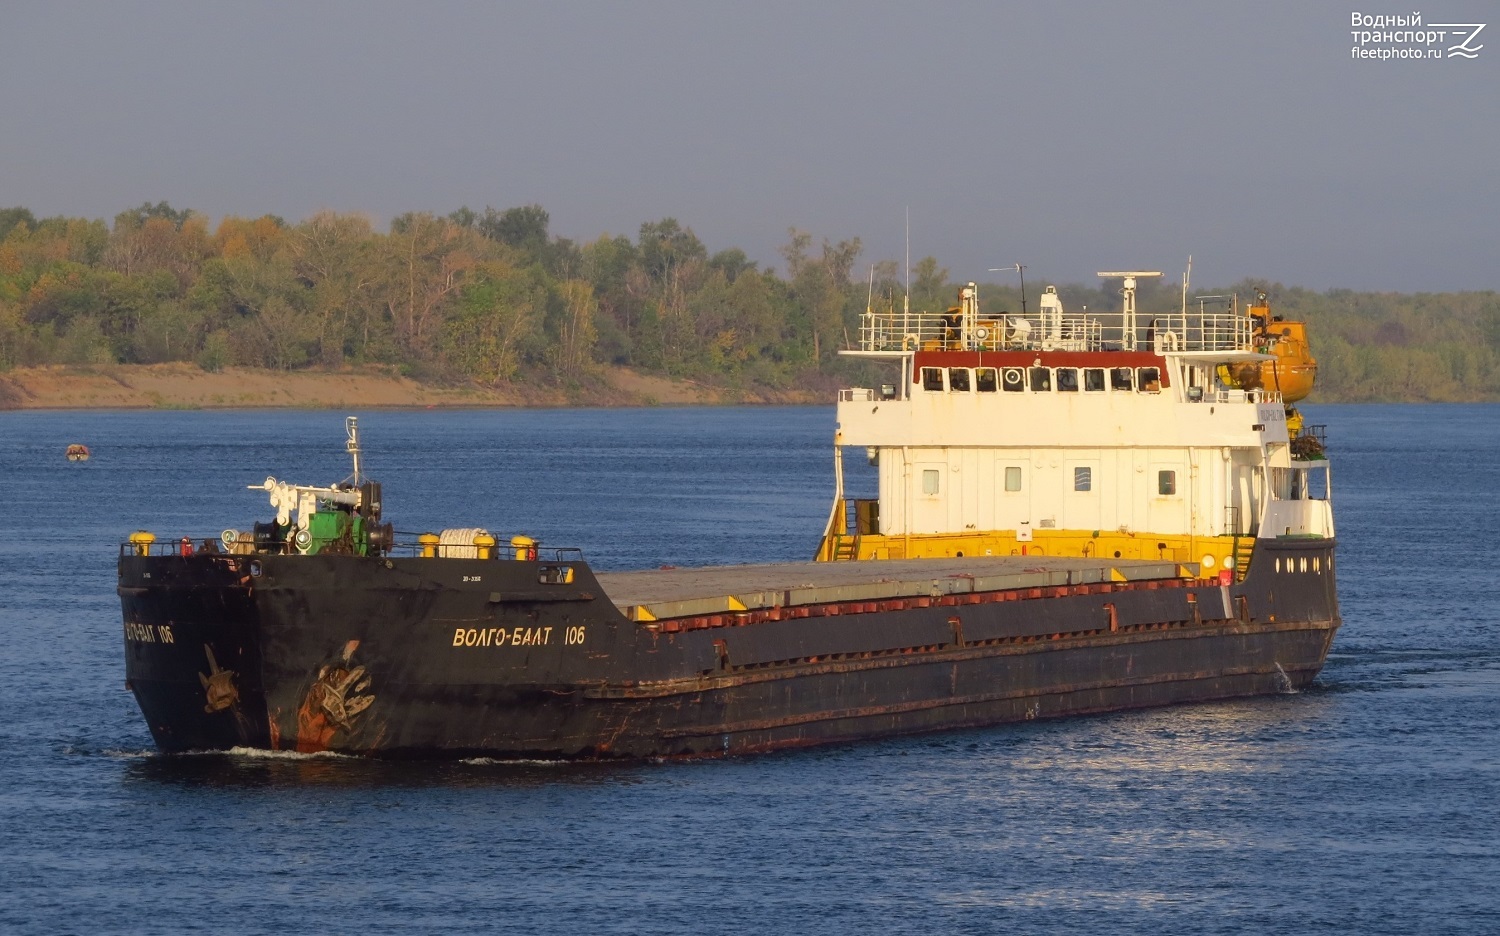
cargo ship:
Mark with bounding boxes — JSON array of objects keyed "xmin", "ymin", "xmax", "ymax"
[{"xmin": 119, "ymin": 272, "xmax": 1338, "ymax": 759}]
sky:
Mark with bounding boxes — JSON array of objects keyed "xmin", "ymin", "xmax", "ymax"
[{"xmin": 1, "ymin": 1, "xmax": 1495, "ymax": 292}]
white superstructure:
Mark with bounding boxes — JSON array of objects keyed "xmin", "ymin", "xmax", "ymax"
[{"xmin": 820, "ymin": 276, "xmax": 1332, "ymax": 576}]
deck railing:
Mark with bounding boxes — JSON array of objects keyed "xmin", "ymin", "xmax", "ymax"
[
  {"xmin": 119, "ymin": 536, "xmax": 585, "ymax": 562},
  {"xmin": 1199, "ymin": 385, "xmax": 1281, "ymax": 404},
  {"xmin": 1291, "ymin": 424, "xmax": 1328, "ymax": 460},
  {"xmin": 858, "ymin": 309, "xmax": 1255, "ymax": 354},
  {"xmin": 1146, "ymin": 313, "xmax": 1254, "ymax": 353}
]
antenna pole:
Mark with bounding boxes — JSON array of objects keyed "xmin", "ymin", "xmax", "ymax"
[
  {"xmin": 986, "ymin": 263, "xmax": 1028, "ymax": 316},
  {"xmin": 345, "ymin": 416, "xmax": 361, "ymax": 484},
  {"xmin": 903, "ymin": 208, "xmax": 911, "ymax": 336},
  {"xmin": 1181, "ymin": 255, "xmax": 1192, "ymax": 317},
  {"xmin": 1097, "ymin": 271, "xmax": 1163, "ymax": 351}
]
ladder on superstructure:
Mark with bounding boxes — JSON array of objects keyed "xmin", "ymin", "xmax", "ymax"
[
  {"xmin": 1230, "ymin": 536, "xmax": 1254, "ymax": 582},
  {"xmin": 830, "ymin": 499, "xmax": 861, "ymax": 560}
]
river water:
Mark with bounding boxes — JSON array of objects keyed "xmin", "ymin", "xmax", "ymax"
[{"xmin": 1, "ymin": 404, "xmax": 1496, "ymax": 935}]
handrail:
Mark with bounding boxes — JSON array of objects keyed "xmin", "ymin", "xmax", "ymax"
[
  {"xmin": 119, "ymin": 538, "xmax": 586, "ymax": 561},
  {"xmin": 858, "ymin": 308, "xmax": 1257, "ymax": 354}
]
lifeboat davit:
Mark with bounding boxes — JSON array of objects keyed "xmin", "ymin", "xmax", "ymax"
[{"xmin": 1222, "ymin": 294, "xmax": 1318, "ymax": 403}]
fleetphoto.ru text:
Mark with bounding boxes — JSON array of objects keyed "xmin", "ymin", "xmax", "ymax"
[{"xmin": 1350, "ymin": 11, "xmax": 1485, "ymax": 60}]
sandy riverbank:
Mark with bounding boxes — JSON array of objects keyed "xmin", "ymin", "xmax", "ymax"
[{"xmin": 0, "ymin": 363, "xmax": 822, "ymax": 410}]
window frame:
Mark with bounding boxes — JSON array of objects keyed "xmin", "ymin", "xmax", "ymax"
[
  {"xmin": 1004, "ymin": 466, "xmax": 1023, "ymax": 492},
  {"xmin": 1073, "ymin": 466, "xmax": 1092, "ymax": 492},
  {"xmin": 921, "ymin": 469, "xmax": 941, "ymax": 495}
]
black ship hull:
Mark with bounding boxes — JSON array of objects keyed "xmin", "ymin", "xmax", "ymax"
[{"xmin": 120, "ymin": 540, "xmax": 1339, "ymax": 759}]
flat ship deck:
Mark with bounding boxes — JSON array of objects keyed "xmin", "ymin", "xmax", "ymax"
[{"xmin": 597, "ymin": 556, "xmax": 1186, "ymax": 621}]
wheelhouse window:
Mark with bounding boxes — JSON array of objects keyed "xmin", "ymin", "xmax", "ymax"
[
  {"xmin": 921, "ymin": 367, "xmax": 944, "ymax": 392},
  {"xmin": 1083, "ymin": 368, "xmax": 1105, "ymax": 391},
  {"xmin": 1074, "ymin": 466, "xmax": 1092, "ymax": 492},
  {"xmin": 1029, "ymin": 367, "xmax": 1052, "ymax": 392},
  {"xmin": 922, "ymin": 469, "xmax": 940, "ymax": 495},
  {"xmin": 975, "ymin": 368, "xmax": 998, "ymax": 392},
  {"xmin": 1056, "ymin": 367, "xmax": 1079, "ymax": 392},
  {"xmin": 1138, "ymin": 367, "xmax": 1161, "ymax": 392},
  {"xmin": 1158, "ymin": 470, "xmax": 1176, "ymax": 495},
  {"xmin": 1111, "ymin": 367, "xmax": 1133, "ymax": 391},
  {"xmin": 948, "ymin": 368, "xmax": 971, "ymax": 392},
  {"xmin": 1004, "ymin": 466, "xmax": 1022, "ymax": 492},
  {"xmin": 1002, "ymin": 367, "xmax": 1025, "ymax": 392}
]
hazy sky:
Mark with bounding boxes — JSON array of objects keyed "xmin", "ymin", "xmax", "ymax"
[{"xmin": 2, "ymin": 1, "xmax": 1495, "ymax": 291}]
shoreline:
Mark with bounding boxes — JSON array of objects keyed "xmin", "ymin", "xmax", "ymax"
[
  {"xmin": 3, "ymin": 363, "xmax": 1493, "ymax": 411},
  {"xmin": 0, "ymin": 363, "xmax": 823, "ymax": 411}
]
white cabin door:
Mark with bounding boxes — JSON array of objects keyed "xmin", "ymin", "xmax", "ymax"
[
  {"xmin": 1233, "ymin": 464, "xmax": 1257, "ymax": 535},
  {"xmin": 1147, "ymin": 462, "xmax": 1189, "ymax": 535},
  {"xmin": 1063, "ymin": 459, "xmax": 1101, "ymax": 531},
  {"xmin": 912, "ymin": 462, "xmax": 949, "ymax": 534}
]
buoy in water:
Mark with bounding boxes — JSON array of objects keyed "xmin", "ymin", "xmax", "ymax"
[{"xmin": 65, "ymin": 444, "xmax": 90, "ymax": 462}]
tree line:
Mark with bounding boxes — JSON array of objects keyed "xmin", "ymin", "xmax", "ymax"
[{"xmin": 0, "ymin": 202, "xmax": 1496, "ymax": 402}]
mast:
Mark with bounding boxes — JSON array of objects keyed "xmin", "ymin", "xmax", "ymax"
[
  {"xmin": 1181, "ymin": 256, "xmax": 1192, "ymax": 317},
  {"xmin": 903, "ymin": 207, "xmax": 911, "ymax": 344},
  {"xmin": 346, "ymin": 416, "xmax": 362, "ymax": 485},
  {"xmin": 1097, "ymin": 271, "xmax": 1162, "ymax": 350}
]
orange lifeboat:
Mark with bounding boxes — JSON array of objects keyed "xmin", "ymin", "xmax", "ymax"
[
  {"xmin": 1223, "ymin": 293, "xmax": 1318, "ymax": 403},
  {"xmin": 65, "ymin": 444, "xmax": 90, "ymax": 462}
]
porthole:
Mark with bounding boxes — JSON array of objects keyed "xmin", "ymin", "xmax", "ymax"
[
  {"xmin": 1313, "ymin": 556, "xmax": 1321, "ymax": 573},
  {"xmin": 1299, "ymin": 556, "xmax": 1308, "ymax": 573},
  {"xmin": 1201, "ymin": 555, "xmax": 1216, "ymax": 570},
  {"xmin": 1275, "ymin": 557, "xmax": 1282, "ymax": 573}
]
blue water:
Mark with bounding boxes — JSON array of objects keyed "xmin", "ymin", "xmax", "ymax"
[{"xmin": 1, "ymin": 404, "xmax": 1497, "ymax": 935}]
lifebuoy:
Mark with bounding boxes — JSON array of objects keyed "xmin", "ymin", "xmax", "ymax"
[{"xmin": 1003, "ymin": 368, "xmax": 1023, "ymax": 386}]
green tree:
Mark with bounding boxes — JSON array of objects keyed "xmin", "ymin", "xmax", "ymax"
[
  {"xmin": 910, "ymin": 256, "xmax": 949, "ymax": 312},
  {"xmin": 114, "ymin": 201, "xmax": 194, "ymax": 230},
  {"xmin": 379, "ymin": 213, "xmax": 482, "ymax": 359},
  {"xmin": 443, "ymin": 260, "xmax": 544, "ymax": 383},
  {"xmin": 0, "ymin": 207, "xmax": 37, "ymax": 242}
]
